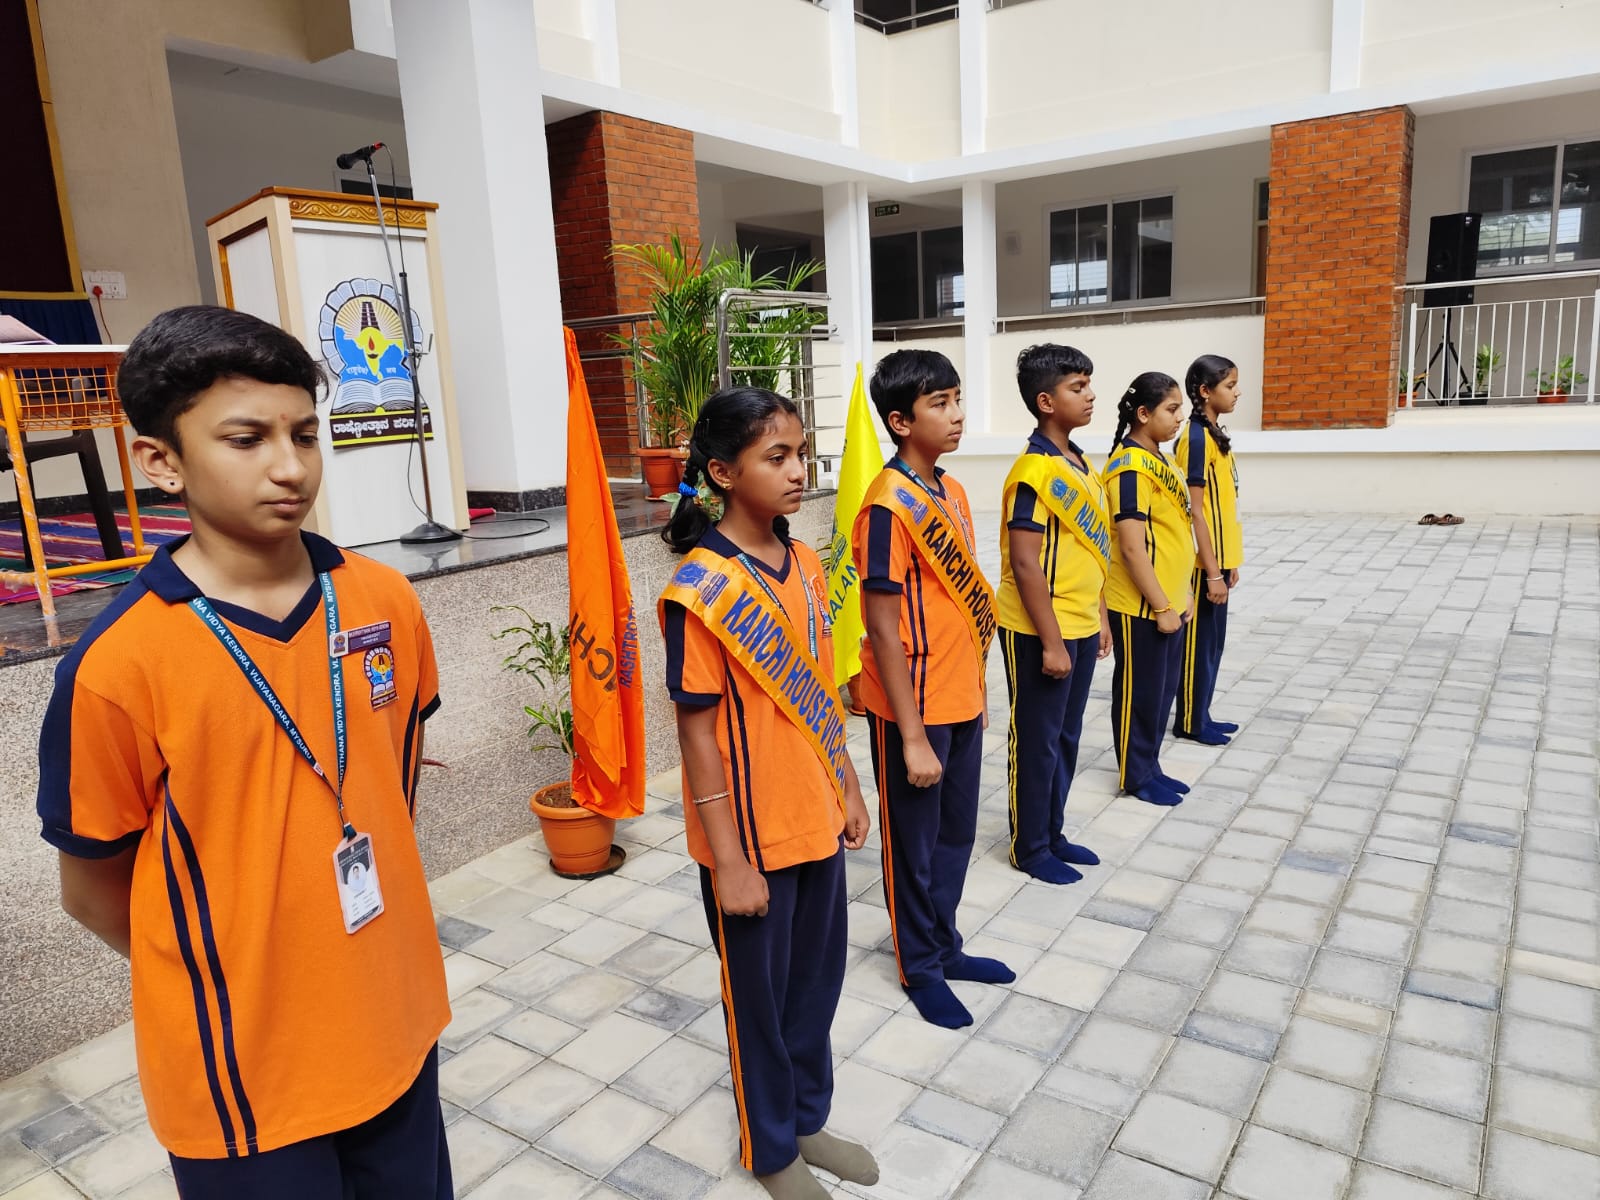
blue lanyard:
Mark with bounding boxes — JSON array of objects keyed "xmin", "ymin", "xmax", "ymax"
[
  {"xmin": 189, "ymin": 573, "xmax": 354, "ymax": 840},
  {"xmin": 891, "ymin": 457, "xmax": 975, "ymax": 553},
  {"xmin": 735, "ymin": 547, "xmax": 819, "ymax": 662}
]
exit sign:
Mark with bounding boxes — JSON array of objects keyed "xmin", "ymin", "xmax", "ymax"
[{"xmin": 873, "ymin": 203, "xmax": 900, "ymax": 217}]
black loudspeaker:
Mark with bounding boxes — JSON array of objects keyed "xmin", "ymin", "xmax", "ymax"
[{"xmin": 1424, "ymin": 212, "xmax": 1480, "ymax": 308}]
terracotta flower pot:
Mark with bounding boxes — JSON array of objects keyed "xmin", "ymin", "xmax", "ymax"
[
  {"xmin": 639, "ymin": 447, "xmax": 688, "ymax": 496},
  {"xmin": 530, "ymin": 781, "xmax": 618, "ymax": 877},
  {"xmin": 1537, "ymin": 389, "xmax": 1569, "ymax": 404}
]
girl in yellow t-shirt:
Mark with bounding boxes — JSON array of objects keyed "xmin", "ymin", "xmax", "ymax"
[
  {"xmin": 1104, "ymin": 372, "xmax": 1194, "ymax": 807},
  {"xmin": 1174, "ymin": 354, "xmax": 1244, "ymax": 745}
]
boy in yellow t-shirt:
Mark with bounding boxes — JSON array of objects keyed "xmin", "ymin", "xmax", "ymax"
[{"xmin": 997, "ymin": 344, "xmax": 1110, "ymax": 886}]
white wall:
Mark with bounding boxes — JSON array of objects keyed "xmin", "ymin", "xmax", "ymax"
[
  {"xmin": 1363, "ymin": 0, "xmax": 1600, "ymax": 94},
  {"xmin": 168, "ymin": 54, "xmax": 410, "ymax": 306},
  {"xmin": 985, "ymin": 0, "xmax": 1331, "ymax": 151},
  {"xmin": 616, "ymin": 0, "xmax": 838, "ymax": 140},
  {"xmin": 856, "ymin": 23, "xmax": 961, "ymax": 161},
  {"xmin": 1409, "ymin": 89, "xmax": 1600, "ymax": 282},
  {"xmin": 995, "ymin": 142, "xmax": 1267, "ymax": 317}
]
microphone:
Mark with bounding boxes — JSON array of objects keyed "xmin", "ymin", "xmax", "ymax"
[{"xmin": 335, "ymin": 142, "xmax": 385, "ymax": 170}]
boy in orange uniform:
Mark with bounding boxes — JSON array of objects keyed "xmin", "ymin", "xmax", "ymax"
[
  {"xmin": 38, "ymin": 307, "xmax": 451, "ymax": 1198},
  {"xmin": 853, "ymin": 349, "xmax": 1012, "ymax": 1030}
]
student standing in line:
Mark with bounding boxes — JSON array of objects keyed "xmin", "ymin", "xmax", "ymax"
[
  {"xmin": 660, "ymin": 387, "xmax": 876, "ymax": 1200},
  {"xmin": 1174, "ymin": 354, "xmax": 1244, "ymax": 744},
  {"xmin": 1104, "ymin": 372, "xmax": 1195, "ymax": 808},
  {"xmin": 39, "ymin": 307, "xmax": 452, "ymax": 1198},
  {"xmin": 852, "ymin": 349, "xmax": 1012, "ymax": 1030},
  {"xmin": 996, "ymin": 344, "xmax": 1110, "ymax": 886}
]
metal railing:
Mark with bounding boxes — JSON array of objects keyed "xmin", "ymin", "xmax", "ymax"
[
  {"xmin": 871, "ymin": 295, "xmax": 1267, "ymax": 341},
  {"xmin": 566, "ymin": 311, "xmax": 654, "ymax": 476},
  {"xmin": 716, "ymin": 289, "xmax": 838, "ymax": 489},
  {"xmin": 1401, "ymin": 272, "xmax": 1600, "ymax": 407}
]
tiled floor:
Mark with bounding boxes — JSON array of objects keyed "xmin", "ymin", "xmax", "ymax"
[{"xmin": 2, "ymin": 513, "xmax": 1597, "ymax": 1198}]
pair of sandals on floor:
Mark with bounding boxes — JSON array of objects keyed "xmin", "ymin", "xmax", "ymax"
[{"xmin": 1418, "ymin": 512, "xmax": 1465, "ymax": 525}]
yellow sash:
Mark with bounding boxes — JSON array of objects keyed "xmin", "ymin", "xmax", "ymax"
[
  {"xmin": 862, "ymin": 465, "xmax": 997, "ymax": 661},
  {"xmin": 1104, "ymin": 443, "xmax": 1191, "ymax": 520},
  {"xmin": 1003, "ymin": 454, "xmax": 1112, "ymax": 579},
  {"xmin": 659, "ymin": 546, "xmax": 848, "ymax": 805}
]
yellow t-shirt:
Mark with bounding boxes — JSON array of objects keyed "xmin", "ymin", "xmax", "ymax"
[
  {"xmin": 1104, "ymin": 443, "xmax": 1195, "ymax": 619},
  {"xmin": 1175, "ymin": 415, "xmax": 1243, "ymax": 569},
  {"xmin": 997, "ymin": 432, "xmax": 1107, "ymax": 640}
]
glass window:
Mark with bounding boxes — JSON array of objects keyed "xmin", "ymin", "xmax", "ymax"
[
  {"xmin": 1049, "ymin": 196, "xmax": 1171, "ymax": 308},
  {"xmin": 1467, "ymin": 140, "xmax": 1600, "ymax": 271},
  {"xmin": 920, "ymin": 227, "xmax": 965, "ymax": 318},
  {"xmin": 870, "ymin": 226, "xmax": 964, "ymax": 322},
  {"xmin": 871, "ymin": 232, "xmax": 919, "ymax": 323}
]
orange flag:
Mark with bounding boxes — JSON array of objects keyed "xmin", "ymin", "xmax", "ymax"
[{"xmin": 564, "ymin": 327, "xmax": 645, "ymax": 819}]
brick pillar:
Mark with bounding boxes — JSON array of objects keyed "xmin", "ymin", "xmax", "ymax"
[
  {"xmin": 547, "ymin": 111, "xmax": 699, "ymax": 474},
  {"xmin": 1262, "ymin": 106, "xmax": 1413, "ymax": 428}
]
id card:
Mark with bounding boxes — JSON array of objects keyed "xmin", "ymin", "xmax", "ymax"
[
  {"xmin": 330, "ymin": 621, "xmax": 392, "ymax": 658},
  {"xmin": 333, "ymin": 832, "xmax": 385, "ymax": 933}
]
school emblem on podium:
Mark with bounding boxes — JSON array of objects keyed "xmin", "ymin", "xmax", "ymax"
[{"xmin": 318, "ymin": 278, "xmax": 434, "ymax": 450}]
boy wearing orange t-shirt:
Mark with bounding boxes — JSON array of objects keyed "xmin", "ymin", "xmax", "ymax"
[
  {"xmin": 852, "ymin": 350, "xmax": 1013, "ymax": 1030},
  {"xmin": 38, "ymin": 307, "xmax": 451, "ymax": 1197}
]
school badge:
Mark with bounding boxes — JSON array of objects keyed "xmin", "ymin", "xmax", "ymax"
[
  {"xmin": 363, "ymin": 644, "xmax": 397, "ymax": 709},
  {"xmin": 893, "ymin": 487, "xmax": 929, "ymax": 523},
  {"xmin": 319, "ymin": 278, "xmax": 434, "ymax": 450}
]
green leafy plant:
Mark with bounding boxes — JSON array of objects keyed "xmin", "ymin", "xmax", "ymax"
[
  {"xmin": 1473, "ymin": 345, "xmax": 1503, "ymax": 393},
  {"xmin": 491, "ymin": 606, "xmax": 573, "ymax": 758},
  {"xmin": 612, "ymin": 235, "xmax": 823, "ymax": 446},
  {"xmin": 1528, "ymin": 354, "xmax": 1588, "ymax": 395}
]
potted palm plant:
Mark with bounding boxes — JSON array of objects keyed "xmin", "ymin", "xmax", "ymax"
[
  {"xmin": 614, "ymin": 235, "xmax": 823, "ymax": 495},
  {"xmin": 492, "ymin": 606, "xmax": 620, "ymax": 877},
  {"xmin": 1529, "ymin": 355, "xmax": 1588, "ymax": 404},
  {"xmin": 1466, "ymin": 345, "xmax": 1501, "ymax": 404}
]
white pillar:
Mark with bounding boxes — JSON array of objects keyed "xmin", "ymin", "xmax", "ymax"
[
  {"xmin": 958, "ymin": 0, "xmax": 988, "ymax": 155},
  {"xmin": 827, "ymin": 0, "xmax": 860, "ymax": 147},
  {"xmin": 962, "ymin": 179, "xmax": 996, "ymax": 435},
  {"xmin": 824, "ymin": 181, "xmax": 874, "ymax": 385},
  {"xmin": 587, "ymin": 0, "xmax": 621, "ymax": 88},
  {"xmin": 1329, "ymin": 0, "xmax": 1364, "ymax": 92},
  {"xmin": 391, "ymin": 0, "xmax": 567, "ymax": 500}
]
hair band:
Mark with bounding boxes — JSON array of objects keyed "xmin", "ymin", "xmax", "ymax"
[{"xmin": 677, "ymin": 481, "xmax": 697, "ymax": 497}]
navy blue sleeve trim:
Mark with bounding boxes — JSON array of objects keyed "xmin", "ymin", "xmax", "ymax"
[
  {"xmin": 41, "ymin": 825, "xmax": 143, "ymax": 859},
  {"xmin": 420, "ymin": 695, "xmax": 442, "ymax": 721},
  {"xmin": 1008, "ymin": 483, "xmax": 1045, "ymax": 531},
  {"xmin": 1185, "ymin": 422, "xmax": 1209, "ymax": 487},
  {"xmin": 1116, "ymin": 471, "xmax": 1143, "ymax": 518},
  {"xmin": 662, "ymin": 600, "xmax": 724, "ymax": 706},
  {"xmin": 670, "ymin": 689, "xmax": 722, "ymax": 708},
  {"xmin": 1114, "ymin": 512, "xmax": 1148, "ymax": 522},
  {"xmin": 862, "ymin": 506, "xmax": 903, "ymax": 594}
]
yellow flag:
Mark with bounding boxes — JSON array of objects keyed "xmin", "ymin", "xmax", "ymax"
[{"xmin": 825, "ymin": 364, "xmax": 884, "ymax": 688}]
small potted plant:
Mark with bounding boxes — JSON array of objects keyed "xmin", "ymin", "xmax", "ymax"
[
  {"xmin": 1529, "ymin": 355, "xmax": 1588, "ymax": 404},
  {"xmin": 492, "ymin": 606, "xmax": 620, "ymax": 877},
  {"xmin": 1466, "ymin": 345, "xmax": 1502, "ymax": 404}
]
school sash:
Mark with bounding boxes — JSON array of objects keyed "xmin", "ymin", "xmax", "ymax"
[
  {"xmin": 862, "ymin": 465, "xmax": 997, "ymax": 662},
  {"xmin": 659, "ymin": 546, "xmax": 848, "ymax": 806},
  {"xmin": 1103, "ymin": 442, "xmax": 1191, "ymax": 521},
  {"xmin": 1003, "ymin": 453, "xmax": 1112, "ymax": 578}
]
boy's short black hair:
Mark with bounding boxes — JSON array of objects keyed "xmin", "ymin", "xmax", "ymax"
[
  {"xmin": 869, "ymin": 349, "xmax": 961, "ymax": 442},
  {"xmin": 1016, "ymin": 343, "xmax": 1094, "ymax": 418},
  {"xmin": 117, "ymin": 305, "xmax": 323, "ymax": 448}
]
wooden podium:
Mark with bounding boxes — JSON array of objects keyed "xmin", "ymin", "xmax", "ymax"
[{"xmin": 205, "ymin": 188, "xmax": 468, "ymax": 546}]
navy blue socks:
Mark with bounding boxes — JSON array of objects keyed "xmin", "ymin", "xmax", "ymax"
[
  {"xmin": 904, "ymin": 979, "xmax": 973, "ymax": 1028},
  {"xmin": 944, "ymin": 953, "xmax": 1016, "ymax": 984},
  {"xmin": 1175, "ymin": 727, "xmax": 1231, "ymax": 745},
  {"xmin": 1210, "ymin": 719, "xmax": 1240, "ymax": 733},
  {"xmin": 1021, "ymin": 856, "xmax": 1084, "ymax": 885},
  {"xmin": 1053, "ymin": 839, "xmax": 1101, "ymax": 866},
  {"xmin": 1131, "ymin": 780, "xmax": 1184, "ymax": 807},
  {"xmin": 1157, "ymin": 773, "xmax": 1191, "ymax": 795}
]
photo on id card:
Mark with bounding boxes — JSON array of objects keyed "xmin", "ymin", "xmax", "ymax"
[{"xmin": 333, "ymin": 833, "xmax": 384, "ymax": 933}]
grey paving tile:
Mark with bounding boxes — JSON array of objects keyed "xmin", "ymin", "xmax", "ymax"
[
  {"xmin": 956, "ymin": 1154, "xmax": 1084, "ymax": 1200},
  {"xmin": 1223, "ymin": 1125, "xmax": 1353, "ymax": 1200},
  {"xmin": 1254, "ymin": 1066, "xmax": 1371, "ymax": 1155},
  {"xmin": 1113, "ymin": 1091, "xmax": 1241, "ymax": 1183},
  {"xmin": 975, "ymin": 993, "xmax": 1085, "ymax": 1061},
  {"xmin": 989, "ymin": 1094, "xmax": 1119, "ymax": 1187},
  {"xmin": 1179, "ymin": 1011, "xmax": 1280, "ymax": 1061},
  {"xmin": 1497, "ymin": 1014, "xmax": 1600, "ymax": 1085},
  {"xmin": 1094, "ymin": 972, "xmax": 1198, "ymax": 1034},
  {"xmin": 1360, "ymin": 1096, "xmax": 1484, "ymax": 1192},
  {"xmin": 1481, "ymin": 1127, "xmax": 1600, "ymax": 1200},
  {"xmin": 1149, "ymin": 1038, "xmax": 1268, "ymax": 1119},
  {"xmin": 605, "ymin": 1144, "xmax": 717, "ymax": 1200},
  {"xmin": 17, "ymin": 1106, "xmax": 110, "ymax": 1165},
  {"xmin": 1127, "ymin": 935, "xmax": 1222, "ymax": 988},
  {"xmin": 1376, "ymin": 1041, "xmax": 1490, "ymax": 1121},
  {"xmin": 1080, "ymin": 1150, "xmax": 1208, "ymax": 1199},
  {"xmin": 1276, "ymin": 1016, "xmax": 1383, "ymax": 1089},
  {"xmin": 902, "ymin": 1088, "xmax": 1005, "ymax": 1150}
]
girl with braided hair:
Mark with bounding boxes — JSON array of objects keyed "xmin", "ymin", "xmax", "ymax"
[
  {"xmin": 1103, "ymin": 373, "xmax": 1194, "ymax": 806},
  {"xmin": 1174, "ymin": 354, "xmax": 1244, "ymax": 744}
]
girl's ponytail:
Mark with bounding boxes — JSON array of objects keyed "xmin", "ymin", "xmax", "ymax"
[
  {"xmin": 662, "ymin": 453, "xmax": 712, "ymax": 553},
  {"xmin": 1112, "ymin": 372, "xmax": 1179, "ymax": 449},
  {"xmin": 660, "ymin": 385, "xmax": 801, "ymax": 554},
  {"xmin": 1185, "ymin": 354, "xmax": 1236, "ymax": 455}
]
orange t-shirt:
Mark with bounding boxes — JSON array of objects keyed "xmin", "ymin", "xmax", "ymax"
[
  {"xmin": 37, "ymin": 533, "xmax": 449, "ymax": 1158},
  {"xmin": 661, "ymin": 527, "xmax": 845, "ymax": 873},
  {"xmin": 850, "ymin": 465, "xmax": 985, "ymax": 726}
]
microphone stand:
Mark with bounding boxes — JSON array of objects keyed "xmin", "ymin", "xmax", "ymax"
[{"xmin": 359, "ymin": 152, "xmax": 460, "ymax": 544}]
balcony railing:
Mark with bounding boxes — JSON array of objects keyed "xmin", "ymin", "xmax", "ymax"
[{"xmin": 1402, "ymin": 272, "xmax": 1600, "ymax": 408}]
